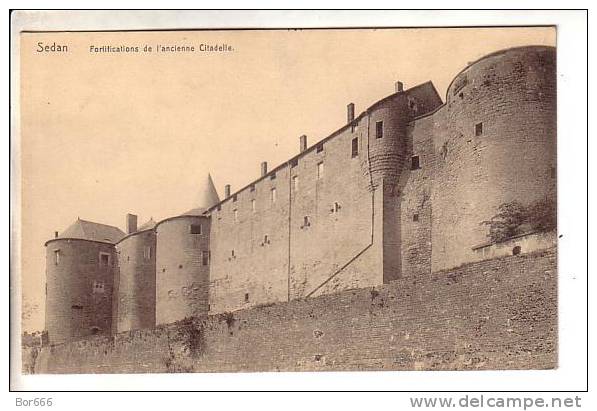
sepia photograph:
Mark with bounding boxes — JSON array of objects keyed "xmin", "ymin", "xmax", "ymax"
[{"xmin": 8, "ymin": 9, "xmax": 589, "ymax": 397}]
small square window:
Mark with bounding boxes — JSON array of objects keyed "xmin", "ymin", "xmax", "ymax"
[
  {"xmin": 351, "ymin": 137, "xmax": 359, "ymax": 158},
  {"xmin": 99, "ymin": 252, "xmax": 110, "ymax": 267},
  {"xmin": 376, "ymin": 121, "xmax": 383, "ymax": 139},
  {"xmin": 290, "ymin": 158, "xmax": 298, "ymax": 168},
  {"xmin": 317, "ymin": 162, "xmax": 324, "ymax": 179},
  {"xmin": 249, "ymin": 184, "xmax": 255, "ymax": 192},
  {"xmin": 190, "ymin": 224, "xmax": 202, "ymax": 234},
  {"xmin": 316, "ymin": 143, "xmax": 324, "ymax": 153},
  {"xmin": 475, "ymin": 122, "xmax": 483, "ymax": 136},
  {"xmin": 411, "ymin": 155, "xmax": 420, "ymax": 170}
]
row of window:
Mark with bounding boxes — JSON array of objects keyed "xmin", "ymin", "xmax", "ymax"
[{"xmin": 53, "ymin": 250, "xmax": 112, "ymax": 266}]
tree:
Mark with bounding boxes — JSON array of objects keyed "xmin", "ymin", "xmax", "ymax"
[
  {"xmin": 481, "ymin": 198, "xmax": 557, "ymax": 243},
  {"xmin": 526, "ymin": 196, "xmax": 557, "ymax": 232},
  {"xmin": 481, "ymin": 201, "xmax": 527, "ymax": 243}
]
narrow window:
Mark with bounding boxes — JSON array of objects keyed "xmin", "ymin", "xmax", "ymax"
[
  {"xmin": 292, "ymin": 175, "xmax": 299, "ymax": 192},
  {"xmin": 190, "ymin": 224, "xmax": 202, "ymax": 234},
  {"xmin": 316, "ymin": 143, "xmax": 324, "ymax": 153},
  {"xmin": 376, "ymin": 121, "xmax": 383, "ymax": 139},
  {"xmin": 317, "ymin": 162, "xmax": 324, "ymax": 179},
  {"xmin": 475, "ymin": 122, "xmax": 483, "ymax": 136},
  {"xmin": 231, "ymin": 249, "xmax": 235, "ymax": 258},
  {"xmin": 143, "ymin": 246, "xmax": 152, "ymax": 260},
  {"xmin": 351, "ymin": 137, "xmax": 359, "ymax": 158},
  {"xmin": 413, "ymin": 213, "xmax": 419, "ymax": 222},
  {"xmin": 244, "ymin": 293, "xmax": 249, "ymax": 302},
  {"xmin": 233, "ymin": 209, "xmax": 238, "ymax": 222},
  {"xmin": 271, "ymin": 187, "xmax": 277, "ymax": 203},
  {"xmin": 270, "ymin": 172, "xmax": 276, "ymax": 180},
  {"xmin": 550, "ymin": 166, "xmax": 556, "ymax": 178},
  {"xmin": 411, "ymin": 155, "xmax": 420, "ymax": 170},
  {"xmin": 251, "ymin": 199, "xmax": 256, "ymax": 213},
  {"xmin": 263, "ymin": 235, "xmax": 269, "ymax": 244},
  {"xmin": 232, "ymin": 194, "xmax": 237, "ymax": 202},
  {"xmin": 54, "ymin": 249, "xmax": 60, "ymax": 265},
  {"xmin": 202, "ymin": 251, "xmax": 209, "ymax": 266},
  {"xmin": 303, "ymin": 216, "xmax": 310, "ymax": 228},
  {"xmin": 99, "ymin": 252, "xmax": 110, "ymax": 267}
]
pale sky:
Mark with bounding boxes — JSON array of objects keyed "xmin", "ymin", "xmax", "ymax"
[{"xmin": 19, "ymin": 27, "xmax": 556, "ymax": 331}]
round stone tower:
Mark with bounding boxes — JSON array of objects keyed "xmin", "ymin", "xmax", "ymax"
[
  {"xmin": 155, "ymin": 214, "xmax": 211, "ymax": 324},
  {"xmin": 155, "ymin": 174, "xmax": 219, "ymax": 325},
  {"xmin": 114, "ymin": 217, "xmax": 157, "ymax": 333},
  {"xmin": 431, "ymin": 46, "xmax": 557, "ymax": 270},
  {"xmin": 44, "ymin": 219, "xmax": 124, "ymax": 344}
]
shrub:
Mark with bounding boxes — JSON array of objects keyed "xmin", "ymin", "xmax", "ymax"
[
  {"xmin": 526, "ymin": 197, "xmax": 557, "ymax": 232},
  {"xmin": 481, "ymin": 198, "xmax": 556, "ymax": 243},
  {"xmin": 481, "ymin": 201, "xmax": 527, "ymax": 243}
]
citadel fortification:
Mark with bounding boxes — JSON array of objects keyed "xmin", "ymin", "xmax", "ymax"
[{"xmin": 42, "ymin": 46, "xmax": 557, "ymax": 349}]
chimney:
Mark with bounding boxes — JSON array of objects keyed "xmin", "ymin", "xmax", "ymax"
[
  {"xmin": 395, "ymin": 81, "xmax": 404, "ymax": 93},
  {"xmin": 126, "ymin": 213, "xmax": 138, "ymax": 234},
  {"xmin": 261, "ymin": 161, "xmax": 268, "ymax": 177},
  {"xmin": 54, "ymin": 231, "xmax": 58, "ymax": 238},
  {"xmin": 224, "ymin": 184, "xmax": 231, "ymax": 198},
  {"xmin": 347, "ymin": 103, "xmax": 355, "ymax": 123},
  {"xmin": 299, "ymin": 135, "xmax": 308, "ymax": 153}
]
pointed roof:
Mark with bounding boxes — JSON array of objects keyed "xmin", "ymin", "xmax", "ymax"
[
  {"xmin": 57, "ymin": 218, "xmax": 125, "ymax": 243},
  {"xmin": 198, "ymin": 173, "xmax": 220, "ymax": 210},
  {"xmin": 138, "ymin": 218, "xmax": 156, "ymax": 231}
]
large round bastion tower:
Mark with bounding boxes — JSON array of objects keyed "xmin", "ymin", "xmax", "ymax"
[{"xmin": 430, "ymin": 45, "xmax": 556, "ymax": 271}]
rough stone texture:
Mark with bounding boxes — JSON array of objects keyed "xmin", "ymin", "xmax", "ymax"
[
  {"xmin": 31, "ymin": 248, "xmax": 556, "ymax": 374},
  {"xmin": 44, "ymin": 239, "xmax": 117, "ymax": 345},
  {"xmin": 155, "ymin": 216, "xmax": 210, "ymax": 324},
  {"xmin": 114, "ymin": 229, "xmax": 156, "ymax": 332},
  {"xmin": 42, "ymin": 46, "xmax": 557, "ymax": 348},
  {"xmin": 429, "ymin": 46, "xmax": 556, "ymax": 271}
]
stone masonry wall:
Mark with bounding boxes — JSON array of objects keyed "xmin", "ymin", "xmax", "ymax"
[
  {"xmin": 431, "ymin": 46, "xmax": 556, "ymax": 271},
  {"xmin": 31, "ymin": 248, "xmax": 556, "ymax": 374}
]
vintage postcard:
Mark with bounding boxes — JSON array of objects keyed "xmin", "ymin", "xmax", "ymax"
[{"xmin": 14, "ymin": 17, "xmax": 561, "ymax": 380}]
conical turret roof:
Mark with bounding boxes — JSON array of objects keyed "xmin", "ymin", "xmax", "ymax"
[{"xmin": 198, "ymin": 173, "xmax": 220, "ymax": 209}]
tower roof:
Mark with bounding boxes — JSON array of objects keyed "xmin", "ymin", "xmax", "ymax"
[
  {"xmin": 197, "ymin": 173, "xmax": 220, "ymax": 209},
  {"xmin": 138, "ymin": 218, "xmax": 156, "ymax": 231},
  {"xmin": 56, "ymin": 218, "xmax": 125, "ymax": 243}
]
